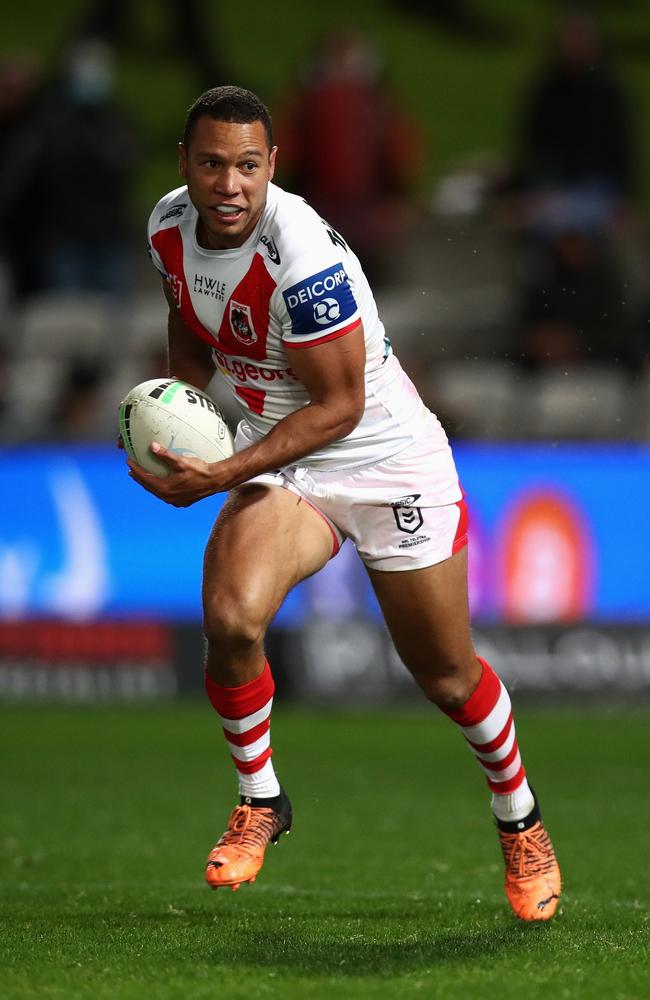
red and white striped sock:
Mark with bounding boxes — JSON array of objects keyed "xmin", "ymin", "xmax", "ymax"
[
  {"xmin": 204, "ymin": 660, "xmax": 281, "ymax": 801},
  {"xmin": 443, "ymin": 657, "xmax": 535, "ymax": 822}
]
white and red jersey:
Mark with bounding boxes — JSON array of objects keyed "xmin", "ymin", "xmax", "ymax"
[{"xmin": 147, "ymin": 181, "xmax": 434, "ymax": 470}]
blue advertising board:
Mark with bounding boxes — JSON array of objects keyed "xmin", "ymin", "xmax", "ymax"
[{"xmin": 0, "ymin": 443, "xmax": 648, "ymax": 624}]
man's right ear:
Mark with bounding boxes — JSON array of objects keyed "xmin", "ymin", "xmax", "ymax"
[{"xmin": 178, "ymin": 142, "xmax": 187, "ymax": 177}]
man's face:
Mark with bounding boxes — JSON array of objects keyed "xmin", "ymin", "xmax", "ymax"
[{"xmin": 179, "ymin": 117, "xmax": 277, "ymax": 250}]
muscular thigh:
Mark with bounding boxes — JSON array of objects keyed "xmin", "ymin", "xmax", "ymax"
[
  {"xmin": 367, "ymin": 547, "xmax": 478, "ymax": 680},
  {"xmin": 203, "ymin": 484, "xmax": 334, "ymax": 627}
]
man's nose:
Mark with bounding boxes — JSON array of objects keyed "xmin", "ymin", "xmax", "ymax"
[{"xmin": 215, "ymin": 167, "xmax": 240, "ymax": 196}]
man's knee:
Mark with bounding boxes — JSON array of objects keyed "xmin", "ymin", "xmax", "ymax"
[
  {"xmin": 203, "ymin": 590, "xmax": 268, "ymax": 653},
  {"xmin": 409, "ymin": 652, "xmax": 481, "ymax": 710}
]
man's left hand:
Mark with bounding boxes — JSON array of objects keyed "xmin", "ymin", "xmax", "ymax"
[{"xmin": 127, "ymin": 442, "xmax": 229, "ymax": 507}]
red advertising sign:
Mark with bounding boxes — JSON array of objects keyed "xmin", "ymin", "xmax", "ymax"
[{"xmin": 500, "ymin": 491, "xmax": 595, "ymax": 623}]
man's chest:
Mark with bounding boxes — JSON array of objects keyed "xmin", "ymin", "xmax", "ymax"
[{"xmin": 154, "ymin": 226, "xmax": 283, "ymax": 361}]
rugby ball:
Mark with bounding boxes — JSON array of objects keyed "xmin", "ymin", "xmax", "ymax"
[{"xmin": 118, "ymin": 379, "xmax": 234, "ymax": 477}]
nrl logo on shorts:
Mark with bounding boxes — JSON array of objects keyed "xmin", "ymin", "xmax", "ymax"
[
  {"xmin": 392, "ymin": 501, "xmax": 424, "ymax": 534},
  {"xmin": 229, "ymin": 300, "xmax": 258, "ymax": 345}
]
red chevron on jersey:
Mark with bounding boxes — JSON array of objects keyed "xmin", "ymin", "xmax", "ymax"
[
  {"xmin": 151, "ymin": 226, "xmax": 218, "ymax": 349},
  {"xmin": 235, "ymin": 384, "xmax": 266, "ymax": 415},
  {"xmin": 215, "ymin": 252, "xmax": 275, "ymax": 360}
]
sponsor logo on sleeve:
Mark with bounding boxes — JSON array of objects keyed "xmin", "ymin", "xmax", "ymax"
[
  {"xmin": 282, "ymin": 263, "xmax": 357, "ymax": 338},
  {"xmin": 159, "ymin": 203, "xmax": 187, "ymax": 223},
  {"xmin": 313, "ymin": 298, "xmax": 340, "ymax": 325},
  {"xmin": 229, "ymin": 300, "xmax": 258, "ymax": 345}
]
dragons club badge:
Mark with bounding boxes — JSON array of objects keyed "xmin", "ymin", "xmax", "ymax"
[{"xmin": 229, "ymin": 300, "xmax": 258, "ymax": 346}]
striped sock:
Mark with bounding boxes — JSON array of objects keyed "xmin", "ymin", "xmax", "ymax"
[
  {"xmin": 443, "ymin": 657, "xmax": 535, "ymax": 822},
  {"xmin": 204, "ymin": 660, "xmax": 281, "ymax": 801}
]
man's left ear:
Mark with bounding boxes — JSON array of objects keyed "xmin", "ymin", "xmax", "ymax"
[{"xmin": 268, "ymin": 146, "xmax": 278, "ymax": 181}]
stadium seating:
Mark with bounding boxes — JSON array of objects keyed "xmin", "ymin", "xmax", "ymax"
[
  {"xmin": 531, "ymin": 366, "xmax": 629, "ymax": 440},
  {"xmin": 1, "ymin": 287, "xmax": 645, "ymax": 444},
  {"xmin": 17, "ymin": 292, "xmax": 126, "ymax": 360}
]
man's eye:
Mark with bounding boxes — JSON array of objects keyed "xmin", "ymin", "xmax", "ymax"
[{"xmin": 244, "ymin": 162, "xmax": 257, "ymax": 171}]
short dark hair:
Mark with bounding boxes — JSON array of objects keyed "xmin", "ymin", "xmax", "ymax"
[{"xmin": 182, "ymin": 86, "xmax": 273, "ymax": 149}]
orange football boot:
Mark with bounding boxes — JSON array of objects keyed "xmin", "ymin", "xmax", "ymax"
[
  {"xmin": 205, "ymin": 789, "xmax": 292, "ymax": 891},
  {"xmin": 498, "ymin": 815, "xmax": 562, "ymax": 921}
]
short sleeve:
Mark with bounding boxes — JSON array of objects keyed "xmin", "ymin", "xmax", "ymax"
[
  {"xmin": 278, "ymin": 262, "xmax": 361, "ymax": 349},
  {"xmin": 147, "ymin": 237, "xmax": 166, "ymax": 276},
  {"xmin": 146, "ymin": 205, "xmax": 167, "ymax": 277}
]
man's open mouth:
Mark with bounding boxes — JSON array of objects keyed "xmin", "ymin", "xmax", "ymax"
[{"xmin": 213, "ymin": 205, "xmax": 244, "ymax": 219}]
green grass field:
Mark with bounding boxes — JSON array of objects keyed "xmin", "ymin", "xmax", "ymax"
[{"xmin": 1, "ymin": 704, "xmax": 649, "ymax": 999}]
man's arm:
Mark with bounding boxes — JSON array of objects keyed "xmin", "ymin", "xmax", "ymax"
[
  {"xmin": 127, "ymin": 323, "xmax": 367, "ymax": 506},
  {"xmin": 118, "ymin": 281, "xmax": 214, "ymax": 451},
  {"xmin": 230, "ymin": 323, "xmax": 366, "ymax": 478},
  {"xmin": 163, "ymin": 280, "xmax": 216, "ymax": 389}
]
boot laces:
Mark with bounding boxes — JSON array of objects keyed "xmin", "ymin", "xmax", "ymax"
[
  {"xmin": 217, "ymin": 804, "xmax": 277, "ymax": 850},
  {"xmin": 499, "ymin": 821, "xmax": 556, "ymax": 879},
  {"xmin": 223, "ymin": 805, "xmax": 252, "ymax": 843}
]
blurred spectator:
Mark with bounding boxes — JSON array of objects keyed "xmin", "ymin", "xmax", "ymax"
[
  {"xmin": 41, "ymin": 40, "xmax": 138, "ymax": 296},
  {"xmin": 516, "ymin": 12, "xmax": 635, "ymax": 204},
  {"xmin": 0, "ymin": 39, "xmax": 138, "ymax": 300},
  {"xmin": 48, "ymin": 360, "xmax": 106, "ymax": 442},
  {"xmin": 519, "ymin": 229, "xmax": 625, "ymax": 365},
  {"xmin": 276, "ymin": 31, "xmax": 423, "ymax": 286},
  {"xmin": 503, "ymin": 11, "xmax": 638, "ymax": 367},
  {"xmin": 0, "ymin": 343, "xmax": 8, "ymax": 425},
  {"xmin": 392, "ymin": 0, "xmax": 511, "ymax": 42},
  {"xmin": 0, "ymin": 52, "xmax": 44, "ymax": 299},
  {"xmin": 74, "ymin": 0, "xmax": 225, "ymax": 90}
]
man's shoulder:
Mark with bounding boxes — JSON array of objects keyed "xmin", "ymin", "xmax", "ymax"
[
  {"xmin": 148, "ymin": 186, "xmax": 193, "ymax": 235},
  {"xmin": 260, "ymin": 184, "xmax": 342, "ymax": 272},
  {"xmin": 268, "ymin": 184, "xmax": 324, "ymax": 235}
]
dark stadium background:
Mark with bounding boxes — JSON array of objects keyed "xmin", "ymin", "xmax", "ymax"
[
  {"xmin": 1, "ymin": 0, "xmax": 649, "ymax": 700},
  {"xmin": 1, "ymin": 4, "xmax": 650, "ymax": 998}
]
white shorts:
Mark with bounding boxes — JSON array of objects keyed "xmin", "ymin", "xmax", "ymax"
[{"xmin": 236, "ymin": 421, "xmax": 467, "ymax": 572}]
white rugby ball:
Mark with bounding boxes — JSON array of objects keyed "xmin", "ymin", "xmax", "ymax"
[{"xmin": 118, "ymin": 379, "xmax": 234, "ymax": 477}]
